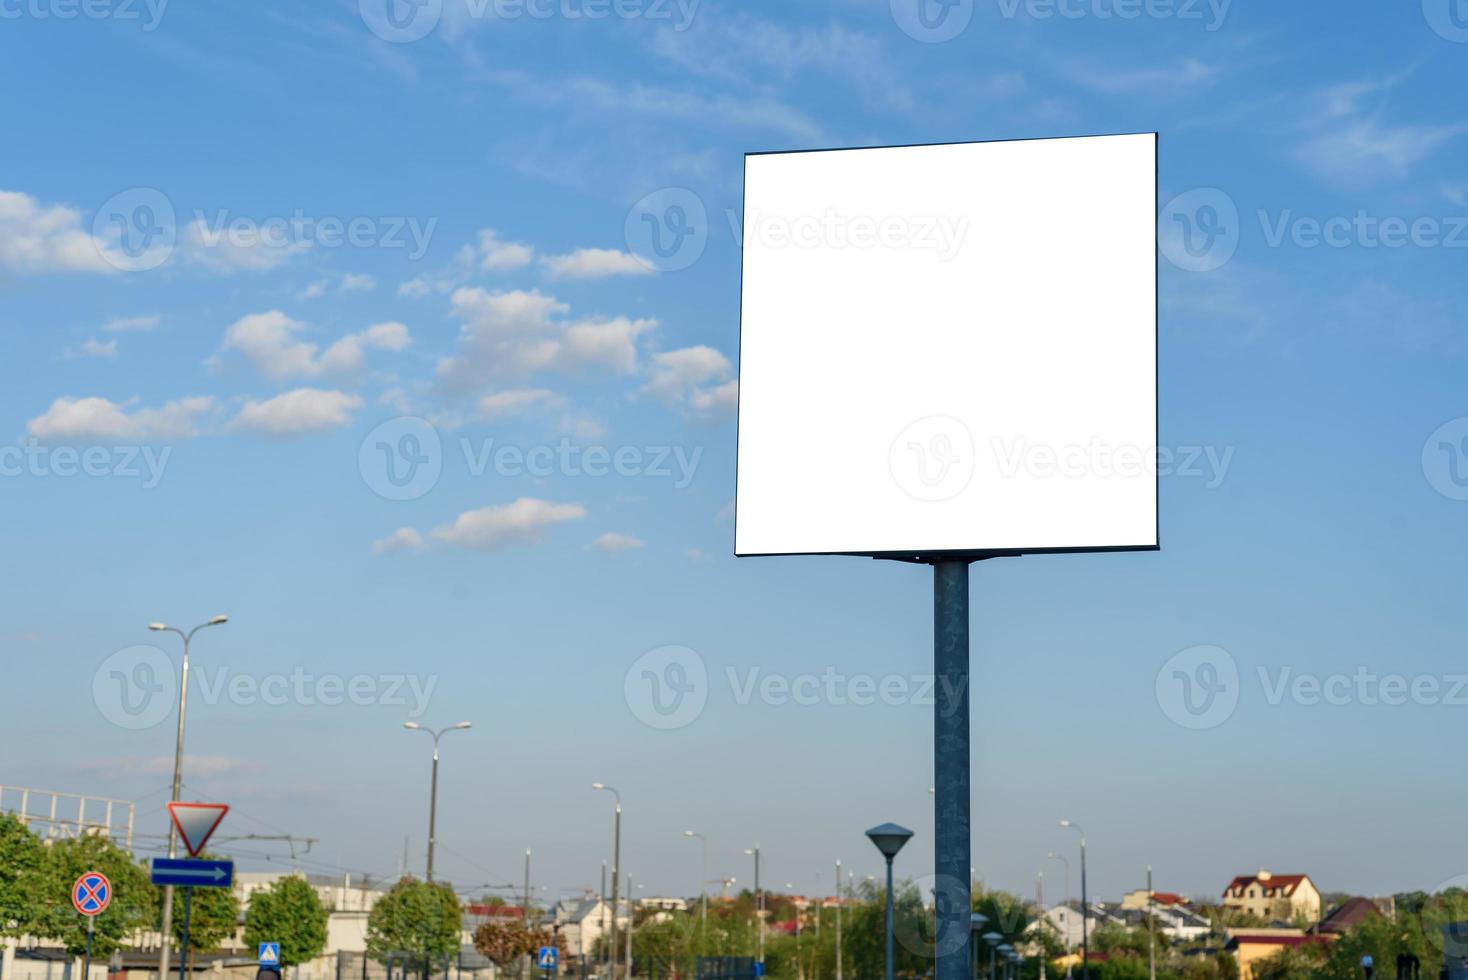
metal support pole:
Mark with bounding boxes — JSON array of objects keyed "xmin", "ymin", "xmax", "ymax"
[
  {"xmin": 177, "ymin": 886, "xmax": 194, "ymax": 980},
  {"xmin": 82, "ymin": 917, "xmax": 94, "ymax": 980},
  {"xmin": 884, "ymin": 858, "xmax": 896, "ymax": 980},
  {"xmin": 610, "ymin": 806, "xmax": 621, "ymax": 980},
  {"xmin": 426, "ymin": 745, "xmax": 440, "ymax": 882},
  {"xmin": 159, "ymin": 632, "xmax": 192, "ymax": 980},
  {"xmin": 1079, "ymin": 843, "xmax": 1088, "ymax": 980},
  {"xmin": 835, "ymin": 859, "xmax": 843, "ymax": 980},
  {"xmin": 934, "ymin": 559, "xmax": 973, "ymax": 980},
  {"xmin": 1146, "ymin": 867, "xmax": 1155, "ymax": 980}
]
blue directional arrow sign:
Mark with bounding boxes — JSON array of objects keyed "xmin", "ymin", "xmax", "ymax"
[{"xmin": 150, "ymin": 858, "xmax": 234, "ymax": 888}]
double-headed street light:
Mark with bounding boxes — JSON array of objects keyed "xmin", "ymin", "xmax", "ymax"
[
  {"xmin": 592, "ymin": 784, "xmax": 622, "ymax": 980},
  {"xmin": 1059, "ymin": 820, "xmax": 1089, "ymax": 980},
  {"xmin": 683, "ymin": 831, "xmax": 708, "ymax": 922},
  {"xmin": 148, "ymin": 614, "xmax": 228, "ymax": 980},
  {"xmin": 403, "ymin": 721, "xmax": 471, "ymax": 882}
]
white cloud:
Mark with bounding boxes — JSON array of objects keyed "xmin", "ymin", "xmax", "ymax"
[
  {"xmin": 232, "ymin": 388, "xmax": 363, "ymax": 436},
  {"xmin": 645, "ymin": 345, "xmax": 738, "ymax": 422},
  {"xmin": 221, "ymin": 311, "xmax": 411, "ymax": 381},
  {"xmin": 68, "ymin": 338, "xmax": 118, "ymax": 359},
  {"xmin": 542, "ymin": 247, "xmax": 653, "ymax": 280},
  {"xmin": 298, "ymin": 279, "xmax": 330, "ymax": 300},
  {"xmin": 479, "ymin": 229, "xmax": 535, "ymax": 271},
  {"xmin": 430, "ymin": 497, "xmax": 586, "ymax": 551},
  {"xmin": 479, "ymin": 387, "xmax": 564, "ymax": 420},
  {"xmin": 182, "ymin": 217, "xmax": 309, "ymax": 272},
  {"xmin": 593, "ymin": 532, "xmax": 646, "ymax": 554},
  {"xmin": 340, "ymin": 272, "xmax": 377, "ymax": 293},
  {"xmin": 437, "ymin": 287, "xmax": 655, "ymax": 389},
  {"xmin": 0, "ymin": 190, "xmax": 118, "ymax": 275},
  {"xmin": 103, "ymin": 315, "xmax": 162, "ymax": 333},
  {"xmin": 372, "ymin": 527, "xmax": 424, "ymax": 555},
  {"xmin": 1292, "ymin": 72, "xmax": 1465, "ymax": 188},
  {"xmin": 27, "ymin": 395, "xmax": 215, "ymax": 442}
]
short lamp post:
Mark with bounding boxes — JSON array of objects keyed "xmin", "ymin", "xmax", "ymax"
[
  {"xmin": 984, "ymin": 933, "xmax": 1003, "ymax": 980},
  {"xmin": 970, "ymin": 914, "xmax": 989, "ymax": 980},
  {"xmin": 865, "ymin": 823, "xmax": 913, "ymax": 980}
]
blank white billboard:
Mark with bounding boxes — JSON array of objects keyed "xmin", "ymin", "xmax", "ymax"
[{"xmin": 735, "ymin": 133, "xmax": 1158, "ymax": 558}]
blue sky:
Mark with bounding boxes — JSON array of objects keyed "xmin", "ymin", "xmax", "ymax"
[{"xmin": 2, "ymin": 0, "xmax": 1467, "ymax": 909}]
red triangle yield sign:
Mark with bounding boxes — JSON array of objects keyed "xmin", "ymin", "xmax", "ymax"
[{"xmin": 168, "ymin": 802, "xmax": 229, "ymax": 857}]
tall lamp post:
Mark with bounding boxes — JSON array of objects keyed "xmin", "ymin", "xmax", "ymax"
[
  {"xmin": 865, "ymin": 823, "xmax": 913, "ymax": 980},
  {"xmin": 683, "ymin": 831, "xmax": 708, "ymax": 922},
  {"xmin": 592, "ymin": 784, "xmax": 622, "ymax": 980},
  {"xmin": 1059, "ymin": 821, "xmax": 1088, "ymax": 980},
  {"xmin": 403, "ymin": 721, "xmax": 471, "ymax": 882},
  {"xmin": 1045, "ymin": 853, "xmax": 1072, "ymax": 980},
  {"xmin": 744, "ymin": 845, "xmax": 763, "ymax": 969},
  {"xmin": 148, "ymin": 614, "xmax": 228, "ymax": 980},
  {"xmin": 835, "ymin": 858, "xmax": 843, "ymax": 980}
]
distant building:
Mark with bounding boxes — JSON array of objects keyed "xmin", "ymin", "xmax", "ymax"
[
  {"xmin": 541, "ymin": 896, "xmax": 629, "ymax": 959},
  {"xmin": 1224, "ymin": 930, "xmax": 1332, "ymax": 980},
  {"xmin": 1222, "ymin": 871, "xmax": 1322, "ymax": 923},
  {"xmin": 1313, "ymin": 897, "xmax": 1387, "ymax": 935},
  {"xmin": 1122, "ymin": 890, "xmax": 1188, "ymax": 911}
]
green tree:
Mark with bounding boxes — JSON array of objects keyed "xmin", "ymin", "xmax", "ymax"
[
  {"xmin": 244, "ymin": 876, "xmax": 330, "ymax": 969},
  {"xmin": 0, "ymin": 815, "xmax": 46, "ymax": 937},
  {"xmin": 35, "ymin": 833, "xmax": 157, "ymax": 956},
  {"xmin": 365, "ymin": 877, "xmax": 462, "ymax": 976},
  {"xmin": 166, "ymin": 851, "xmax": 242, "ymax": 955}
]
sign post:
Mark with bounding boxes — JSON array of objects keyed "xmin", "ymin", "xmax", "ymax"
[
  {"xmin": 72, "ymin": 872, "xmax": 111, "ymax": 980},
  {"xmin": 159, "ymin": 802, "xmax": 229, "ymax": 980},
  {"xmin": 735, "ymin": 134, "xmax": 1160, "ymax": 980}
]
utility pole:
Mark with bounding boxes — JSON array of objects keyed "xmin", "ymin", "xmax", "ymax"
[
  {"xmin": 1037, "ymin": 872, "xmax": 1047, "ymax": 980},
  {"xmin": 1147, "ymin": 867, "xmax": 1156, "ymax": 980},
  {"xmin": 835, "ymin": 859, "xmax": 843, "ymax": 980}
]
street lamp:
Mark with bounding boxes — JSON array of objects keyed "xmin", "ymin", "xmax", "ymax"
[
  {"xmin": 865, "ymin": 823, "xmax": 913, "ymax": 980},
  {"xmin": 1059, "ymin": 821, "xmax": 1088, "ymax": 980},
  {"xmin": 592, "ymin": 784, "xmax": 622, "ymax": 980},
  {"xmin": 970, "ymin": 914, "xmax": 988, "ymax": 980},
  {"xmin": 148, "ymin": 614, "xmax": 228, "ymax": 980},
  {"xmin": 984, "ymin": 932, "xmax": 1003, "ymax": 980},
  {"xmin": 403, "ymin": 721, "xmax": 471, "ymax": 882},
  {"xmin": 1046, "ymin": 853, "xmax": 1073, "ymax": 980},
  {"xmin": 744, "ymin": 845, "xmax": 763, "ymax": 969},
  {"xmin": 683, "ymin": 831, "xmax": 708, "ymax": 922}
]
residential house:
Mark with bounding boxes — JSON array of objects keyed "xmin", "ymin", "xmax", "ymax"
[
  {"xmin": 541, "ymin": 896, "xmax": 629, "ymax": 959},
  {"xmin": 1122, "ymin": 890, "xmax": 1189, "ymax": 911},
  {"xmin": 1039, "ymin": 902, "xmax": 1126, "ymax": 949},
  {"xmin": 1224, "ymin": 930, "xmax": 1332, "ymax": 980},
  {"xmin": 1222, "ymin": 871, "xmax": 1322, "ymax": 923},
  {"xmin": 1312, "ymin": 898, "xmax": 1387, "ymax": 935}
]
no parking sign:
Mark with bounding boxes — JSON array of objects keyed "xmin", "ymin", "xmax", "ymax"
[{"xmin": 72, "ymin": 872, "xmax": 111, "ymax": 916}]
